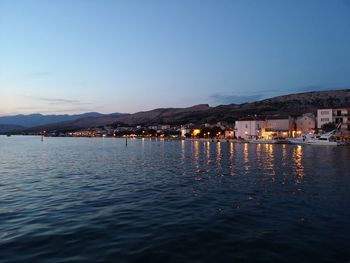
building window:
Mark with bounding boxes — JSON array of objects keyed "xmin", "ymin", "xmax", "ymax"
[
  {"xmin": 321, "ymin": 111, "xmax": 329, "ymax": 115},
  {"xmin": 245, "ymin": 124, "xmax": 248, "ymax": 128},
  {"xmin": 321, "ymin": 118, "xmax": 329, "ymax": 122}
]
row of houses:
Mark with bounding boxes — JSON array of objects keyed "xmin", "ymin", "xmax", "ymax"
[
  {"xmin": 235, "ymin": 107, "xmax": 350, "ymax": 140},
  {"xmin": 235, "ymin": 115, "xmax": 310, "ymax": 140},
  {"xmin": 62, "ymin": 107, "xmax": 349, "ymax": 139}
]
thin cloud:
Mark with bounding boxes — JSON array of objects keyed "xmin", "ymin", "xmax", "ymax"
[
  {"xmin": 22, "ymin": 95, "xmax": 91, "ymax": 105},
  {"xmin": 39, "ymin": 97, "xmax": 80, "ymax": 104},
  {"xmin": 210, "ymin": 93, "xmax": 263, "ymax": 105},
  {"xmin": 15, "ymin": 104, "xmax": 98, "ymax": 115},
  {"xmin": 31, "ymin": 72, "xmax": 52, "ymax": 77},
  {"xmin": 13, "ymin": 107, "xmax": 97, "ymax": 115},
  {"xmin": 38, "ymin": 108, "xmax": 98, "ymax": 114}
]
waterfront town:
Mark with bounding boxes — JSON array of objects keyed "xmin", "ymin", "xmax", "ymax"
[{"xmin": 38, "ymin": 107, "xmax": 350, "ymax": 142}]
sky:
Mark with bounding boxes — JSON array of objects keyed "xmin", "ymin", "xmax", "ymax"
[{"xmin": 1, "ymin": 0, "xmax": 350, "ymax": 115}]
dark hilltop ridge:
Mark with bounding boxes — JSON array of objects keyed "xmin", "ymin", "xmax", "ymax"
[
  {"xmin": 3, "ymin": 89, "xmax": 350, "ymax": 133},
  {"xmin": 0, "ymin": 112, "xmax": 105, "ymax": 127},
  {"xmin": 0, "ymin": 124, "xmax": 25, "ymax": 133},
  {"xmin": 0, "ymin": 112, "xmax": 124, "ymax": 133}
]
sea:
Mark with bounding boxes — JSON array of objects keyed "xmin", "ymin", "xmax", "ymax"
[{"xmin": 0, "ymin": 136, "xmax": 349, "ymax": 263}]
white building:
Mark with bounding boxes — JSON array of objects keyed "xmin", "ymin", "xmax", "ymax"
[
  {"xmin": 265, "ymin": 117, "xmax": 295, "ymax": 137},
  {"xmin": 235, "ymin": 118, "xmax": 265, "ymax": 140},
  {"xmin": 181, "ymin": 127, "xmax": 191, "ymax": 138},
  {"xmin": 266, "ymin": 119, "xmax": 289, "ymax": 131},
  {"xmin": 235, "ymin": 116, "xmax": 295, "ymax": 139},
  {"xmin": 296, "ymin": 113, "xmax": 316, "ymax": 134},
  {"xmin": 158, "ymin": 125, "xmax": 171, "ymax": 130},
  {"xmin": 317, "ymin": 109, "xmax": 333, "ymax": 129},
  {"xmin": 317, "ymin": 108, "xmax": 350, "ymax": 132}
]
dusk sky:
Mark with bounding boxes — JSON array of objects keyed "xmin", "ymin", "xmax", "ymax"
[{"xmin": 1, "ymin": 0, "xmax": 350, "ymax": 115}]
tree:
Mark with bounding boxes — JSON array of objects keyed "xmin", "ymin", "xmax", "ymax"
[
  {"xmin": 198, "ymin": 127, "xmax": 224, "ymax": 138},
  {"xmin": 321, "ymin": 122, "xmax": 337, "ymax": 132}
]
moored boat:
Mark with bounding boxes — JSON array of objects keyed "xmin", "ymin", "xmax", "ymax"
[{"xmin": 288, "ymin": 123, "xmax": 344, "ymax": 146}]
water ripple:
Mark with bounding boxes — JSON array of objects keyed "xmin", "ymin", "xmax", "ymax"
[{"xmin": 0, "ymin": 136, "xmax": 350, "ymax": 262}]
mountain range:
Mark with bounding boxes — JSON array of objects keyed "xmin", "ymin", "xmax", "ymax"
[
  {"xmin": 0, "ymin": 112, "xmax": 105, "ymax": 127},
  {"xmin": 1, "ymin": 89, "xmax": 350, "ymax": 133},
  {"xmin": 0, "ymin": 112, "xmax": 124, "ymax": 133},
  {"xmin": 0, "ymin": 124, "xmax": 24, "ymax": 133}
]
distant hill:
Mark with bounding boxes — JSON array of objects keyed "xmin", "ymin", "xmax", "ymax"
[
  {"xmin": 110, "ymin": 89, "xmax": 350, "ymax": 125},
  {"xmin": 21, "ymin": 89, "xmax": 350, "ymax": 132},
  {"xmin": 113, "ymin": 104, "xmax": 211, "ymax": 125},
  {"xmin": 0, "ymin": 112, "xmax": 106, "ymax": 127},
  {"xmin": 0, "ymin": 124, "xmax": 24, "ymax": 133},
  {"xmin": 22, "ymin": 105, "xmax": 209, "ymax": 132},
  {"xmin": 199, "ymin": 88, "xmax": 350, "ymax": 123}
]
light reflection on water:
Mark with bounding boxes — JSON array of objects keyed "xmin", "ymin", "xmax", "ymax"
[
  {"xmin": 206, "ymin": 141, "xmax": 211, "ymax": 162},
  {"xmin": 292, "ymin": 145, "xmax": 305, "ymax": 181},
  {"xmin": 183, "ymin": 140, "xmax": 307, "ymax": 182},
  {"xmin": 243, "ymin": 143, "xmax": 249, "ymax": 174},
  {"xmin": 193, "ymin": 140, "xmax": 200, "ymax": 173},
  {"xmin": 229, "ymin": 142, "xmax": 234, "ymax": 161},
  {"xmin": 216, "ymin": 141, "xmax": 221, "ymax": 161},
  {"xmin": 181, "ymin": 139, "xmax": 185, "ymax": 164},
  {"xmin": 0, "ymin": 136, "xmax": 350, "ymax": 263},
  {"xmin": 266, "ymin": 144, "xmax": 276, "ymax": 178},
  {"xmin": 215, "ymin": 142, "xmax": 223, "ymax": 176},
  {"xmin": 282, "ymin": 144, "xmax": 287, "ymax": 163}
]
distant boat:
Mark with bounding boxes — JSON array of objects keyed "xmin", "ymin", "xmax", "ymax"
[
  {"xmin": 6, "ymin": 134, "xmax": 11, "ymax": 137},
  {"xmin": 288, "ymin": 123, "xmax": 345, "ymax": 146}
]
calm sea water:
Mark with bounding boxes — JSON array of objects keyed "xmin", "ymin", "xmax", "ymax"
[{"xmin": 0, "ymin": 136, "xmax": 349, "ymax": 263}]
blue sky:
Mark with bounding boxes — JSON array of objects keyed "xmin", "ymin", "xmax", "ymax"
[{"xmin": 1, "ymin": 0, "xmax": 350, "ymax": 115}]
